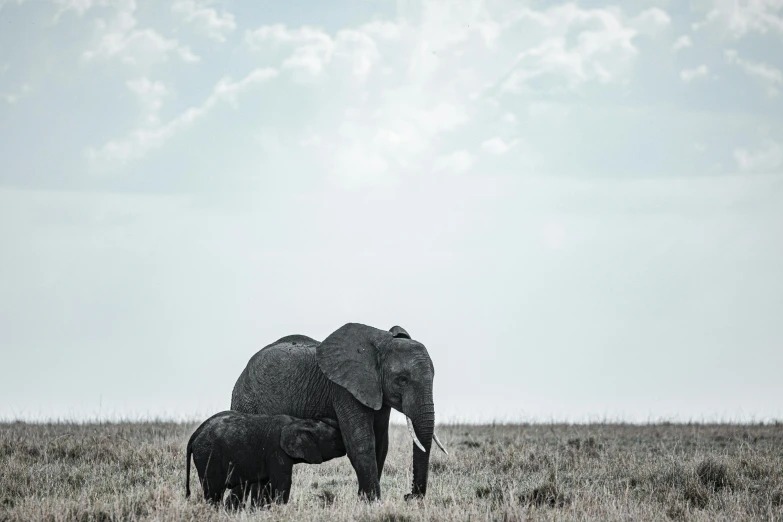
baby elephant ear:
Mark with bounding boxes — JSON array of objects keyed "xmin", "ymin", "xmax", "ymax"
[
  {"xmin": 389, "ymin": 326, "xmax": 411, "ymax": 339},
  {"xmin": 281, "ymin": 423, "xmax": 323, "ymax": 464}
]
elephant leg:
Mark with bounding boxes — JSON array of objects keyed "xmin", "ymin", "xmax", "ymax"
[
  {"xmin": 224, "ymin": 486, "xmax": 242, "ymax": 510},
  {"xmin": 374, "ymin": 406, "xmax": 391, "ymax": 481},
  {"xmin": 334, "ymin": 389, "xmax": 380, "ymax": 500},
  {"xmin": 204, "ymin": 484, "xmax": 223, "ymax": 506},
  {"xmin": 258, "ymin": 480, "xmax": 273, "ymax": 506},
  {"xmin": 270, "ymin": 472, "xmax": 292, "ymax": 504},
  {"xmin": 248, "ymin": 480, "xmax": 270, "ymax": 507},
  {"xmin": 202, "ymin": 469, "xmax": 225, "ymax": 506}
]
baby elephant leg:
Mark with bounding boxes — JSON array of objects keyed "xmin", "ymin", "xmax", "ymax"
[
  {"xmin": 224, "ymin": 485, "xmax": 244, "ymax": 510},
  {"xmin": 224, "ymin": 482, "xmax": 266, "ymax": 510},
  {"xmin": 269, "ymin": 473, "xmax": 293, "ymax": 504},
  {"xmin": 248, "ymin": 481, "xmax": 272, "ymax": 507},
  {"xmin": 203, "ymin": 485, "xmax": 224, "ymax": 506},
  {"xmin": 202, "ymin": 470, "xmax": 225, "ymax": 506}
]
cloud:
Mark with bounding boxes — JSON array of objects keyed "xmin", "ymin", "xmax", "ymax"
[
  {"xmin": 171, "ymin": 0, "xmax": 236, "ymax": 43},
  {"xmin": 415, "ymin": 1, "xmax": 502, "ymax": 51},
  {"xmin": 694, "ymin": 0, "xmax": 783, "ymax": 38},
  {"xmin": 434, "ymin": 149, "xmax": 475, "ymax": 173},
  {"xmin": 1, "ymin": 82, "xmax": 32, "ymax": 104},
  {"xmin": 52, "ymin": 0, "xmax": 106, "ymax": 23},
  {"xmin": 480, "ymin": 137, "xmax": 516, "ymax": 155},
  {"xmin": 0, "ymin": 0, "xmax": 26, "ymax": 13},
  {"xmin": 237, "ymin": 3, "xmax": 677, "ymax": 189},
  {"xmin": 359, "ymin": 20, "xmax": 402, "ymax": 41},
  {"xmin": 126, "ymin": 77, "xmax": 169, "ymax": 125},
  {"xmin": 538, "ymin": 219, "xmax": 568, "ymax": 250},
  {"xmin": 499, "ymin": 5, "xmax": 663, "ymax": 93},
  {"xmin": 630, "ymin": 7, "xmax": 672, "ymax": 34},
  {"xmin": 725, "ymin": 49, "xmax": 783, "ymax": 97},
  {"xmin": 83, "ymin": 0, "xmax": 199, "ymax": 65},
  {"xmin": 734, "ymin": 139, "xmax": 783, "ymax": 172},
  {"xmin": 246, "ymin": 24, "xmax": 335, "ymax": 77},
  {"xmin": 245, "ymin": 24, "xmax": 382, "ymax": 81},
  {"xmin": 671, "ymin": 34, "xmax": 692, "ymax": 51},
  {"xmin": 333, "ymin": 30, "xmax": 381, "ymax": 80},
  {"xmin": 680, "ymin": 64, "xmax": 709, "ymax": 82},
  {"xmin": 86, "ymin": 68, "xmax": 277, "ymax": 164}
]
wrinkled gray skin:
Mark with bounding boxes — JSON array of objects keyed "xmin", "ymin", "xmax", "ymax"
[
  {"xmin": 185, "ymin": 411, "xmax": 345, "ymax": 507},
  {"xmin": 231, "ymin": 323, "xmax": 436, "ymax": 501}
]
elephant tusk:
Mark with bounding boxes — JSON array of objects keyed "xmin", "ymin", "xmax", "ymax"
[
  {"xmin": 406, "ymin": 416, "xmax": 426, "ymax": 453},
  {"xmin": 433, "ymin": 433, "xmax": 449, "ymax": 456}
]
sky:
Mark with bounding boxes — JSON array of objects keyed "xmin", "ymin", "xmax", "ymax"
[{"xmin": 1, "ymin": 0, "xmax": 782, "ymax": 424}]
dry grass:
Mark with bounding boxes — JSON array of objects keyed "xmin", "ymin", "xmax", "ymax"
[{"xmin": 1, "ymin": 421, "xmax": 782, "ymax": 521}]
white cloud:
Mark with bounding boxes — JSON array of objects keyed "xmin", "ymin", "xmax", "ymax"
[
  {"xmin": 480, "ymin": 137, "xmax": 516, "ymax": 155},
  {"xmin": 630, "ymin": 7, "xmax": 672, "ymax": 34},
  {"xmin": 725, "ymin": 49, "xmax": 783, "ymax": 97},
  {"xmin": 0, "ymin": 0, "xmax": 26, "ymax": 14},
  {"xmin": 527, "ymin": 101, "xmax": 568, "ymax": 116},
  {"xmin": 52, "ymin": 0, "xmax": 106, "ymax": 23},
  {"xmin": 500, "ymin": 5, "xmax": 650, "ymax": 93},
  {"xmin": 246, "ymin": 25, "xmax": 334, "ymax": 77},
  {"xmin": 434, "ymin": 149, "xmax": 475, "ymax": 173},
  {"xmin": 734, "ymin": 139, "xmax": 783, "ymax": 172},
  {"xmin": 359, "ymin": 20, "xmax": 402, "ymax": 41},
  {"xmin": 1, "ymin": 82, "xmax": 32, "ymax": 104},
  {"xmin": 680, "ymin": 64, "xmax": 709, "ymax": 82},
  {"xmin": 171, "ymin": 0, "xmax": 236, "ymax": 43},
  {"xmin": 419, "ymin": 101, "xmax": 469, "ymax": 134},
  {"xmin": 332, "ymin": 147, "xmax": 390, "ymax": 187},
  {"xmin": 83, "ymin": 0, "xmax": 200, "ymax": 65},
  {"xmin": 671, "ymin": 34, "xmax": 692, "ymax": 51},
  {"xmin": 126, "ymin": 77, "xmax": 168, "ymax": 125},
  {"xmin": 87, "ymin": 68, "xmax": 277, "ymax": 163},
  {"xmin": 245, "ymin": 24, "xmax": 382, "ymax": 81},
  {"xmin": 416, "ymin": 1, "xmax": 502, "ymax": 51},
  {"xmin": 333, "ymin": 30, "xmax": 380, "ymax": 80},
  {"xmin": 694, "ymin": 0, "xmax": 783, "ymax": 38},
  {"xmin": 538, "ymin": 220, "xmax": 568, "ymax": 250},
  {"xmin": 503, "ymin": 112, "xmax": 517, "ymax": 124}
]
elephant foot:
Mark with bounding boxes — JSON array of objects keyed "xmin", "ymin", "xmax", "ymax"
[
  {"xmin": 404, "ymin": 492, "xmax": 425, "ymax": 501},
  {"xmin": 357, "ymin": 489, "xmax": 381, "ymax": 502}
]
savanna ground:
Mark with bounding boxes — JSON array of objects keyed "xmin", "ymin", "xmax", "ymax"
[{"xmin": 1, "ymin": 421, "xmax": 782, "ymax": 521}]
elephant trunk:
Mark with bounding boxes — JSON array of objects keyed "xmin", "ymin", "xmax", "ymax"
[{"xmin": 408, "ymin": 402, "xmax": 435, "ymax": 498}]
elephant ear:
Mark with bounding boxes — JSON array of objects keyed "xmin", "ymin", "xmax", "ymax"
[
  {"xmin": 389, "ymin": 325, "xmax": 411, "ymax": 339},
  {"xmin": 280, "ymin": 422, "xmax": 323, "ymax": 464},
  {"xmin": 317, "ymin": 323, "xmax": 385, "ymax": 410}
]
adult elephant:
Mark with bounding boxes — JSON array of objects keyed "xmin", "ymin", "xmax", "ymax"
[{"xmin": 230, "ymin": 323, "xmax": 447, "ymax": 501}]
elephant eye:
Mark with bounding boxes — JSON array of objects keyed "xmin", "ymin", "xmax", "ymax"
[{"xmin": 396, "ymin": 375, "xmax": 409, "ymax": 386}]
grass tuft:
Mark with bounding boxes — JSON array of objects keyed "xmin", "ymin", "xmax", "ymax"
[
  {"xmin": 519, "ymin": 482, "xmax": 569, "ymax": 508},
  {"xmin": 696, "ymin": 458, "xmax": 733, "ymax": 491},
  {"xmin": 684, "ymin": 480, "xmax": 710, "ymax": 508},
  {"xmin": 372, "ymin": 513, "xmax": 412, "ymax": 522},
  {"xmin": 665, "ymin": 504, "xmax": 686, "ymax": 520},
  {"xmin": 474, "ymin": 483, "xmax": 504, "ymax": 503},
  {"xmin": 318, "ymin": 489, "xmax": 336, "ymax": 507}
]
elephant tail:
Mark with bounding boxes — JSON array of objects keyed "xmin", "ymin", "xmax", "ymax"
[
  {"xmin": 185, "ymin": 435, "xmax": 193, "ymax": 498},
  {"xmin": 185, "ymin": 425, "xmax": 203, "ymax": 498}
]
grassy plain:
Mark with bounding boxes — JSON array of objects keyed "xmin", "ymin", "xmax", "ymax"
[{"xmin": 1, "ymin": 421, "xmax": 782, "ymax": 521}]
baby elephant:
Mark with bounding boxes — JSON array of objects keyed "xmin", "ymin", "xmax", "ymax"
[{"xmin": 185, "ymin": 411, "xmax": 345, "ymax": 507}]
